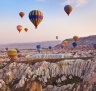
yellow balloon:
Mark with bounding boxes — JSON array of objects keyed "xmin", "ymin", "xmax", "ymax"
[
  {"xmin": 73, "ymin": 36, "xmax": 79, "ymax": 41},
  {"xmin": 7, "ymin": 49, "xmax": 17, "ymax": 59},
  {"xmin": 63, "ymin": 40, "xmax": 68, "ymax": 46}
]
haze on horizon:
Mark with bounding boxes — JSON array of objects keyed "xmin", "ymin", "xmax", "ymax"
[{"xmin": 0, "ymin": 0, "xmax": 96, "ymax": 44}]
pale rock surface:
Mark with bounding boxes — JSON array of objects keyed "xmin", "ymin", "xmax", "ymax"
[{"xmin": 0, "ymin": 51, "xmax": 96, "ymax": 91}]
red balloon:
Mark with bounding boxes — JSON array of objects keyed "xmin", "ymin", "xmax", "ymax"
[
  {"xmin": 19, "ymin": 12, "xmax": 25, "ymax": 18},
  {"xmin": 17, "ymin": 25, "xmax": 23, "ymax": 32}
]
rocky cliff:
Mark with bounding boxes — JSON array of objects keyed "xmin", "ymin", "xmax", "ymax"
[{"xmin": 0, "ymin": 51, "xmax": 96, "ymax": 91}]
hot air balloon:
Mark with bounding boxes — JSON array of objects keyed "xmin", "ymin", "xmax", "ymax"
[
  {"xmin": 49, "ymin": 46, "xmax": 52, "ymax": 49},
  {"xmin": 63, "ymin": 40, "xmax": 68, "ymax": 46},
  {"xmin": 24, "ymin": 28, "xmax": 28, "ymax": 32},
  {"xmin": 5, "ymin": 48, "xmax": 8, "ymax": 51},
  {"xmin": 56, "ymin": 36, "xmax": 58, "ymax": 40},
  {"xmin": 73, "ymin": 36, "xmax": 79, "ymax": 41},
  {"xmin": 17, "ymin": 25, "xmax": 23, "ymax": 33},
  {"xmin": 64, "ymin": 5, "xmax": 72, "ymax": 16},
  {"xmin": 7, "ymin": 49, "xmax": 17, "ymax": 59},
  {"xmin": 93, "ymin": 44, "xmax": 96, "ymax": 49},
  {"xmin": 19, "ymin": 12, "xmax": 25, "ymax": 18},
  {"xmin": 36, "ymin": 45, "xmax": 41, "ymax": 53},
  {"xmin": 29, "ymin": 10, "xmax": 43, "ymax": 29},
  {"xmin": 72, "ymin": 42, "xmax": 77, "ymax": 48}
]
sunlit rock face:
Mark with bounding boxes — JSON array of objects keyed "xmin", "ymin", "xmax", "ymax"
[{"xmin": 0, "ymin": 55, "xmax": 96, "ymax": 91}]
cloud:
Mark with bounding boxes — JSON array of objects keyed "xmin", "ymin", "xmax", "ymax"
[
  {"xmin": 76, "ymin": 0, "xmax": 88, "ymax": 6},
  {"xmin": 61, "ymin": 0, "xmax": 89, "ymax": 7},
  {"xmin": 36, "ymin": 0, "xmax": 89, "ymax": 7}
]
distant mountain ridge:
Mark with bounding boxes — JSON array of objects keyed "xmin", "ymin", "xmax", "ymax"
[
  {"xmin": 0, "ymin": 35, "xmax": 96, "ymax": 49},
  {"xmin": 0, "ymin": 41, "xmax": 61, "ymax": 49}
]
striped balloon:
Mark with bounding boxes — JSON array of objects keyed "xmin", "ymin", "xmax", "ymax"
[
  {"xmin": 29, "ymin": 10, "xmax": 43, "ymax": 29},
  {"xmin": 7, "ymin": 49, "xmax": 17, "ymax": 59}
]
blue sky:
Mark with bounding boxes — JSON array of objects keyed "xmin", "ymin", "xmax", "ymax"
[{"xmin": 0, "ymin": 0, "xmax": 96, "ymax": 44}]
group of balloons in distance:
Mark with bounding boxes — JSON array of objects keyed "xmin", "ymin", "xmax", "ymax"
[
  {"xmin": 62, "ymin": 36, "xmax": 79, "ymax": 48},
  {"xmin": 17, "ymin": 4, "xmax": 72, "ymax": 33}
]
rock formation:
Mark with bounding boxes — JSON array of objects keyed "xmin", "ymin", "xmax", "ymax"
[{"xmin": 0, "ymin": 51, "xmax": 96, "ymax": 91}]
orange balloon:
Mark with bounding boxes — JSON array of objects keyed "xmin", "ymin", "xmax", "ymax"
[
  {"xmin": 63, "ymin": 40, "xmax": 68, "ymax": 46},
  {"xmin": 17, "ymin": 25, "xmax": 23, "ymax": 32},
  {"xmin": 24, "ymin": 28, "xmax": 28, "ymax": 32},
  {"xmin": 19, "ymin": 12, "xmax": 25, "ymax": 18}
]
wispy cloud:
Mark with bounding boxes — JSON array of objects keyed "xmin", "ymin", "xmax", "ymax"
[
  {"xmin": 76, "ymin": 0, "xmax": 88, "ymax": 6},
  {"xmin": 61, "ymin": 0, "xmax": 89, "ymax": 7},
  {"xmin": 36, "ymin": 0, "xmax": 89, "ymax": 7}
]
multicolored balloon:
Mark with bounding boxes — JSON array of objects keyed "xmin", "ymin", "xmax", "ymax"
[
  {"xmin": 17, "ymin": 25, "xmax": 23, "ymax": 33},
  {"xmin": 29, "ymin": 10, "xmax": 43, "ymax": 29},
  {"xmin": 24, "ymin": 28, "xmax": 28, "ymax": 32},
  {"xmin": 7, "ymin": 49, "xmax": 17, "ymax": 59},
  {"xmin": 64, "ymin": 5, "xmax": 72, "ymax": 16},
  {"xmin": 72, "ymin": 42, "xmax": 77, "ymax": 48},
  {"xmin": 19, "ymin": 12, "xmax": 25, "ymax": 18},
  {"xmin": 73, "ymin": 36, "xmax": 79, "ymax": 41}
]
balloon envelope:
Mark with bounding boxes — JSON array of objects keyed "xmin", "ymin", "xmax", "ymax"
[
  {"xmin": 17, "ymin": 25, "xmax": 23, "ymax": 32},
  {"xmin": 63, "ymin": 40, "xmax": 68, "ymax": 46},
  {"xmin": 73, "ymin": 36, "xmax": 79, "ymax": 41},
  {"xmin": 29, "ymin": 10, "xmax": 43, "ymax": 29},
  {"xmin": 64, "ymin": 5, "xmax": 72, "ymax": 16},
  {"xmin": 49, "ymin": 46, "xmax": 52, "ymax": 49},
  {"xmin": 56, "ymin": 36, "xmax": 58, "ymax": 40},
  {"xmin": 72, "ymin": 42, "xmax": 77, "ymax": 48},
  {"xmin": 7, "ymin": 49, "xmax": 17, "ymax": 59},
  {"xmin": 36, "ymin": 45, "xmax": 41, "ymax": 49},
  {"xmin": 24, "ymin": 28, "xmax": 28, "ymax": 32},
  {"xmin": 93, "ymin": 44, "xmax": 96, "ymax": 49},
  {"xmin": 19, "ymin": 12, "xmax": 25, "ymax": 18}
]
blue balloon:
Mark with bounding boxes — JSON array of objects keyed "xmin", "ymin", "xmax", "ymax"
[
  {"xmin": 72, "ymin": 42, "xmax": 77, "ymax": 48},
  {"xmin": 49, "ymin": 46, "xmax": 52, "ymax": 49},
  {"xmin": 36, "ymin": 45, "xmax": 41, "ymax": 49},
  {"xmin": 93, "ymin": 44, "xmax": 96, "ymax": 49}
]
